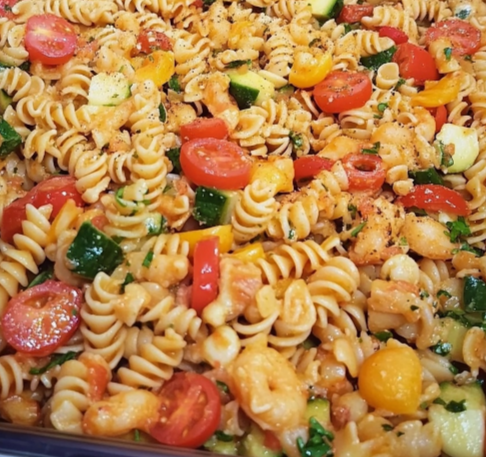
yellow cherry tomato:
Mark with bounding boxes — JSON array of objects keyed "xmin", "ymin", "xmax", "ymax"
[
  {"xmin": 228, "ymin": 21, "xmax": 252, "ymax": 49},
  {"xmin": 134, "ymin": 50, "xmax": 175, "ymax": 87},
  {"xmin": 178, "ymin": 225, "xmax": 233, "ymax": 256},
  {"xmin": 289, "ymin": 49, "xmax": 332, "ymax": 89},
  {"xmin": 250, "ymin": 158, "xmax": 294, "ymax": 193},
  {"xmin": 358, "ymin": 345, "xmax": 422, "ymax": 414},
  {"xmin": 231, "ymin": 243, "xmax": 265, "ymax": 262},
  {"xmin": 411, "ymin": 72, "xmax": 461, "ymax": 108}
]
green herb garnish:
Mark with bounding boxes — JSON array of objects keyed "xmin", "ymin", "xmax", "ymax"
[{"xmin": 29, "ymin": 352, "xmax": 78, "ymax": 375}]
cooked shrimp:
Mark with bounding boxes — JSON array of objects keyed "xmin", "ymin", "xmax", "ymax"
[
  {"xmin": 83, "ymin": 390, "xmax": 161, "ymax": 436},
  {"xmin": 229, "ymin": 344, "xmax": 306, "ymax": 432}
]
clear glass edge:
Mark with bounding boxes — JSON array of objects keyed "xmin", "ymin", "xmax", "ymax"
[{"xmin": 0, "ymin": 423, "xmax": 214, "ymax": 457}]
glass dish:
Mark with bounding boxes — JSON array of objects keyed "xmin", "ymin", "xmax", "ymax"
[{"xmin": 0, "ymin": 423, "xmax": 211, "ymax": 457}]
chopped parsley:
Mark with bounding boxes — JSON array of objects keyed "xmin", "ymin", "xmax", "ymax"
[
  {"xmin": 361, "ymin": 142, "xmax": 380, "ymax": 155},
  {"xmin": 437, "ymin": 289, "xmax": 452, "ymax": 299},
  {"xmin": 443, "ymin": 47, "xmax": 453, "ymax": 61},
  {"xmin": 29, "ymin": 352, "xmax": 78, "ymax": 375},
  {"xmin": 121, "ymin": 272, "xmax": 135, "ymax": 292},
  {"xmin": 216, "ymin": 380, "xmax": 229, "ymax": 394},
  {"xmin": 142, "ymin": 250, "xmax": 154, "ymax": 268},
  {"xmin": 289, "ymin": 131, "xmax": 304, "ymax": 149},
  {"xmin": 455, "ymin": 8, "xmax": 470, "ymax": 19},
  {"xmin": 167, "ymin": 147, "xmax": 182, "ymax": 174},
  {"xmin": 134, "ymin": 429, "xmax": 141, "ymax": 442},
  {"xmin": 347, "ymin": 204, "xmax": 357, "ymax": 218},
  {"xmin": 225, "ymin": 59, "xmax": 251, "ymax": 69},
  {"xmin": 351, "ymin": 221, "xmax": 367, "ymax": 237},
  {"xmin": 430, "ymin": 342, "xmax": 451, "ymax": 356},
  {"xmin": 168, "ymin": 74, "xmax": 181, "ymax": 93},
  {"xmin": 377, "ymin": 103, "xmax": 388, "ymax": 113},
  {"xmin": 115, "ymin": 187, "xmax": 126, "ymax": 207},
  {"xmin": 296, "ymin": 417, "xmax": 334, "ymax": 457},
  {"xmin": 433, "ymin": 398, "xmax": 467, "ymax": 413},
  {"xmin": 158, "ymin": 104, "xmax": 166, "ymax": 122},
  {"xmin": 214, "ymin": 431, "xmax": 234, "ymax": 442},
  {"xmin": 374, "ymin": 330, "xmax": 392, "ymax": 342},
  {"xmin": 382, "ymin": 424, "xmax": 393, "ymax": 432},
  {"xmin": 395, "ymin": 77, "xmax": 406, "ymax": 89},
  {"xmin": 420, "ymin": 290, "xmax": 429, "ymax": 299}
]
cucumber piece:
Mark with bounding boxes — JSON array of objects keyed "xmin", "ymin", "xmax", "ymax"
[
  {"xmin": 204, "ymin": 435, "xmax": 239, "ymax": 455},
  {"xmin": 436, "ymin": 317, "xmax": 468, "ymax": 362},
  {"xmin": 0, "ymin": 89, "xmax": 12, "ymax": 114},
  {"xmin": 0, "ymin": 117, "xmax": 21, "ymax": 158},
  {"xmin": 241, "ymin": 424, "xmax": 282, "ymax": 457},
  {"xmin": 88, "ymin": 72, "xmax": 131, "ymax": 106},
  {"xmin": 463, "ymin": 275, "xmax": 486, "ymax": 312},
  {"xmin": 145, "ymin": 213, "xmax": 167, "ymax": 235},
  {"xmin": 227, "ymin": 70, "xmax": 275, "ymax": 110},
  {"xmin": 360, "ymin": 46, "xmax": 397, "ymax": 70},
  {"xmin": 435, "ymin": 124, "xmax": 479, "ymax": 173},
  {"xmin": 158, "ymin": 104, "xmax": 166, "ymax": 122},
  {"xmin": 310, "ymin": 0, "xmax": 342, "ymax": 20},
  {"xmin": 66, "ymin": 221, "xmax": 124, "ymax": 279},
  {"xmin": 429, "ymin": 382, "xmax": 486, "ymax": 457},
  {"xmin": 166, "ymin": 147, "xmax": 181, "ymax": 174},
  {"xmin": 193, "ymin": 186, "xmax": 238, "ymax": 226},
  {"xmin": 408, "ymin": 168, "xmax": 443, "ymax": 185},
  {"xmin": 305, "ymin": 397, "xmax": 331, "ymax": 427}
]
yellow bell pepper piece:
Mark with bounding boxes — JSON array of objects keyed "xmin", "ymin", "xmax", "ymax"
[
  {"xmin": 231, "ymin": 243, "xmax": 265, "ymax": 262},
  {"xmin": 250, "ymin": 157, "xmax": 294, "ymax": 193},
  {"xmin": 228, "ymin": 21, "xmax": 252, "ymax": 49},
  {"xmin": 289, "ymin": 49, "xmax": 332, "ymax": 89},
  {"xmin": 411, "ymin": 73, "xmax": 461, "ymax": 108},
  {"xmin": 134, "ymin": 50, "xmax": 175, "ymax": 87},
  {"xmin": 179, "ymin": 225, "xmax": 233, "ymax": 256}
]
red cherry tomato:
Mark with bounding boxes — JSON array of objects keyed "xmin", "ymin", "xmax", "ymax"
[
  {"xmin": 314, "ymin": 71, "xmax": 372, "ymax": 114},
  {"xmin": 0, "ymin": 0, "xmax": 18, "ymax": 19},
  {"xmin": 180, "ymin": 138, "xmax": 252, "ymax": 190},
  {"xmin": 264, "ymin": 431, "xmax": 282, "ymax": 452},
  {"xmin": 2, "ymin": 281, "xmax": 83, "ymax": 357},
  {"xmin": 180, "ymin": 118, "xmax": 229, "ymax": 143},
  {"xmin": 133, "ymin": 29, "xmax": 172, "ymax": 56},
  {"xmin": 25, "ymin": 14, "xmax": 77, "ymax": 66},
  {"xmin": 425, "ymin": 19, "xmax": 481, "ymax": 56},
  {"xmin": 191, "ymin": 237, "xmax": 219, "ymax": 316},
  {"xmin": 193, "ymin": 0, "xmax": 203, "ymax": 6},
  {"xmin": 396, "ymin": 184, "xmax": 470, "ymax": 216},
  {"xmin": 337, "ymin": 4, "xmax": 374, "ymax": 23},
  {"xmin": 342, "ymin": 153, "xmax": 386, "ymax": 192},
  {"xmin": 294, "ymin": 156, "xmax": 334, "ymax": 181},
  {"xmin": 392, "ymin": 43, "xmax": 439, "ymax": 86},
  {"xmin": 429, "ymin": 105, "xmax": 448, "ymax": 133},
  {"xmin": 1, "ymin": 176, "xmax": 84, "ymax": 244},
  {"xmin": 149, "ymin": 372, "xmax": 221, "ymax": 448},
  {"xmin": 379, "ymin": 26, "xmax": 408, "ymax": 44}
]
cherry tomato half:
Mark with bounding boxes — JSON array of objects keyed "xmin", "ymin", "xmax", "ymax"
[
  {"xmin": 180, "ymin": 138, "xmax": 252, "ymax": 190},
  {"xmin": 180, "ymin": 118, "xmax": 229, "ymax": 143},
  {"xmin": 1, "ymin": 176, "xmax": 85, "ymax": 244},
  {"xmin": 150, "ymin": 372, "xmax": 221, "ymax": 448},
  {"xmin": 337, "ymin": 4, "xmax": 374, "ymax": 23},
  {"xmin": 342, "ymin": 153, "xmax": 385, "ymax": 192},
  {"xmin": 133, "ymin": 29, "xmax": 172, "ymax": 56},
  {"xmin": 396, "ymin": 184, "xmax": 470, "ymax": 216},
  {"xmin": 0, "ymin": 0, "xmax": 18, "ymax": 19},
  {"xmin": 192, "ymin": 237, "xmax": 219, "ymax": 315},
  {"xmin": 392, "ymin": 43, "xmax": 439, "ymax": 86},
  {"xmin": 379, "ymin": 26, "xmax": 408, "ymax": 44},
  {"xmin": 293, "ymin": 156, "xmax": 334, "ymax": 181},
  {"xmin": 25, "ymin": 14, "xmax": 77, "ymax": 66},
  {"xmin": 429, "ymin": 105, "xmax": 448, "ymax": 133},
  {"xmin": 314, "ymin": 71, "xmax": 372, "ymax": 114},
  {"xmin": 425, "ymin": 19, "xmax": 481, "ymax": 56},
  {"xmin": 2, "ymin": 281, "xmax": 83, "ymax": 357}
]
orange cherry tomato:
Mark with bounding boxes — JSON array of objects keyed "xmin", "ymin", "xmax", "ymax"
[
  {"xmin": 180, "ymin": 118, "xmax": 229, "ymax": 143},
  {"xmin": 1, "ymin": 176, "xmax": 85, "ymax": 244},
  {"xmin": 397, "ymin": 184, "xmax": 470, "ymax": 216},
  {"xmin": 180, "ymin": 138, "xmax": 252, "ymax": 190},
  {"xmin": 342, "ymin": 153, "xmax": 385, "ymax": 192},
  {"xmin": 25, "ymin": 14, "xmax": 77, "ymax": 65},
  {"xmin": 392, "ymin": 43, "xmax": 439, "ymax": 86},
  {"xmin": 191, "ymin": 237, "xmax": 219, "ymax": 315},
  {"xmin": 314, "ymin": 71, "xmax": 372, "ymax": 114},
  {"xmin": 358, "ymin": 345, "xmax": 422, "ymax": 414},
  {"xmin": 425, "ymin": 19, "xmax": 481, "ymax": 56},
  {"xmin": 337, "ymin": 4, "xmax": 374, "ymax": 23},
  {"xmin": 293, "ymin": 156, "xmax": 334, "ymax": 181},
  {"xmin": 2, "ymin": 281, "xmax": 83, "ymax": 357},
  {"xmin": 149, "ymin": 372, "xmax": 221, "ymax": 448}
]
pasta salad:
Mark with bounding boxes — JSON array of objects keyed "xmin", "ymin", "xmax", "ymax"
[{"xmin": 0, "ymin": 0, "xmax": 485, "ymax": 456}]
